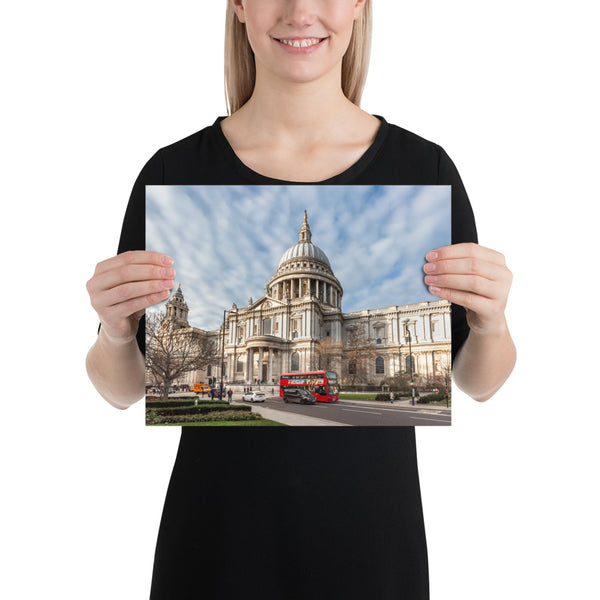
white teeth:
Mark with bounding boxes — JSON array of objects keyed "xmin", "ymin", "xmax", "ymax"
[{"xmin": 279, "ymin": 38, "xmax": 321, "ymax": 48}]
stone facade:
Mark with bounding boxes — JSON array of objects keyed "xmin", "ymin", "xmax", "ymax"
[{"xmin": 161, "ymin": 212, "xmax": 451, "ymax": 388}]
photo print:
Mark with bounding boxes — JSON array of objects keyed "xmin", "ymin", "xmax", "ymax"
[{"xmin": 146, "ymin": 185, "xmax": 452, "ymax": 426}]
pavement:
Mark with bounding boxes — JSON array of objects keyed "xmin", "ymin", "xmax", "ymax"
[{"xmin": 241, "ymin": 403, "xmax": 346, "ymax": 426}]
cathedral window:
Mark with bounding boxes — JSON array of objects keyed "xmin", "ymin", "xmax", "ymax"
[
  {"xmin": 236, "ymin": 359, "xmax": 244, "ymax": 373},
  {"xmin": 376, "ymin": 338, "xmax": 382, "ymax": 345},
  {"xmin": 375, "ymin": 356, "xmax": 385, "ymax": 374},
  {"xmin": 405, "ymin": 355, "xmax": 415, "ymax": 373},
  {"xmin": 291, "ymin": 352, "xmax": 300, "ymax": 372},
  {"xmin": 263, "ymin": 318, "xmax": 272, "ymax": 335},
  {"xmin": 348, "ymin": 360, "xmax": 356, "ymax": 375}
]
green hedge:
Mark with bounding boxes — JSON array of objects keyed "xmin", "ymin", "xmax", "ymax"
[
  {"xmin": 145, "ymin": 400, "xmax": 197, "ymax": 408},
  {"xmin": 147, "ymin": 405, "xmax": 251, "ymax": 417},
  {"xmin": 145, "ymin": 400, "xmax": 228, "ymax": 409},
  {"xmin": 418, "ymin": 393, "xmax": 450, "ymax": 404},
  {"xmin": 146, "ymin": 408, "xmax": 263, "ymax": 426}
]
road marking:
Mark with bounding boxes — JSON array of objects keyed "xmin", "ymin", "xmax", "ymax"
[
  {"xmin": 342, "ymin": 408, "xmax": 382, "ymax": 415},
  {"xmin": 338, "ymin": 403, "xmax": 449, "ymax": 415},
  {"xmin": 410, "ymin": 416, "xmax": 451, "ymax": 423}
]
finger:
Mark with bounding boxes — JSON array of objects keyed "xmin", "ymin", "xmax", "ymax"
[
  {"xmin": 94, "ymin": 251, "xmax": 173, "ymax": 276},
  {"xmin": 426, "ymin": 243, "xmax": 506, "ymax": 267},
  {"xmin": 92, "ymin": 279, "xmax": 174, "ymax": 313},
  {"xmin": 427, "ymin": 285, "xmax": 493, "ymax": 314},
  {"xmin": 424, "ymin": 257, "xmax": 507, "ymax": 281},
  {"xmin": 88, "ymin": 263, "xmax": 175, "ymax": 296},
  {"xmin": 424, "ymin": 274, "xmax": 501, "ymax": 300},
  {"xmin": 101, "ymin": 290, "xmax": 172, "ymax": 326}
]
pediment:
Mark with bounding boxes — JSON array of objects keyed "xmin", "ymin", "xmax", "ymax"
[{"xmin": 250, "ymin": 296, "xmax": 286, "ymax": 311}]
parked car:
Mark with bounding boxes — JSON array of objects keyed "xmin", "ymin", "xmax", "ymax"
[
  {"xmin": 242, "ymin": 391, "xmax": 266, "ymax": 403},
  {"xmin": 283, "ymin": 388, "xmax": 316, "ymax": 405}
]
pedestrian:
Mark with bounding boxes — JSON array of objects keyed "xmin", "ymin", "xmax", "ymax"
[
  {"xmin": 227, "ymin": 388, "xmax": 233, "ymax": 404},
  {"xmin": 85, "ymin": 2, "xmax": 516, "ymax": 597},
  {"xmin": 389, "ymin": 391, "xmax": 394, "ymax": 404}
]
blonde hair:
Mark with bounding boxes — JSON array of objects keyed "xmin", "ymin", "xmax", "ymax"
[{"xmin": 224, "ymin": 1, "xmax": 372, "ymax": 114}]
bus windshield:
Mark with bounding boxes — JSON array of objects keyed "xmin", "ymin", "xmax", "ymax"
[{"xmin": 326, "ymin": 371, "xmax": 339, "ymax": 395}]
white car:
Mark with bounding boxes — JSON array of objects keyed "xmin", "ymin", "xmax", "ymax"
[{"xmin": 242, "ymin": 391, "xmax": 266, "ymax": 403}]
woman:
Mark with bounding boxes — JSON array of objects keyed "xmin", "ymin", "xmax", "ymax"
[{"xmin": 86, "ymin": 1, "xmax": 515, "ymax": 597}]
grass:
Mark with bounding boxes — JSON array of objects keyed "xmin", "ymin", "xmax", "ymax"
[
  {"xmin": 339, "ymin": 393, "xmax": 378, "ymax": 400},
  {"xmin": 148, "ymin": 419, "xmax": 287, "ymax": 427}
]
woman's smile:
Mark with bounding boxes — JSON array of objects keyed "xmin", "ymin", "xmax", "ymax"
[{"xmin": 272, "ymin": 36, "xmax": 328, "ymax": 53}]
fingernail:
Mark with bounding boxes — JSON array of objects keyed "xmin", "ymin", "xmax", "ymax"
[
  {"xmin": 161, "ymin": 255, "xmax": 174, "ymax": 266},
  {"xmin": 161, "ymin": 268, "xmax": 175, "ymax": 278},
  {"xmin": 427, "ymin": 251, "xmax": 438, "ymax": 260},
  {"xmin": 161, "ymin": 280, "xmax": 174, "ymax": 289},
  {"xmin": 424, "ymin": 263, "xmax": 436, "ymax": 273},
  {"xmin": 429, "ymin": 286, "xmax": 441, "ymax": 293},
  {"xmin": 425, "ymin": 275, "xmax": 437, "ymax": 284}
]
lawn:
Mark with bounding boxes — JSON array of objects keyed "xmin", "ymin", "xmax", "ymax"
[{"xmin": 148, "ymin": 419, "xmax": 287, "ymax": 427}]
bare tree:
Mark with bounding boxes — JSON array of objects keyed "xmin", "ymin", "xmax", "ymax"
[
  {"xmin": 146, "ymin": 311, "xmax": 217, "ymax": 402},
  {"xmin": 343, "ymin": 323, "xmax": 378, "ymax": 386},
  {"xmin": 382, "ymin": 370, "xmax": 412, "ymax": 393},
  {"xmin": 430, "ymin": 353, "xmax": 452, "ymax": 393},
  {"xmin": 315, "ymin": 337, "xmax": 343, "ymax": 371}
]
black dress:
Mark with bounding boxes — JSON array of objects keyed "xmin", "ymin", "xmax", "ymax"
[{"xmin": 116, "ymin": 117, "xmax": 478, "ymax": 599}]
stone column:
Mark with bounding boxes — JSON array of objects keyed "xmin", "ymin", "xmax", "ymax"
[
  {"xmin": 258, "ymin": 347, "xmax": 264, "ymax": 382},
  {"xmin": 247, "ymin": 348, "xmax": 254, "ymax": 382},
  {"xmin": 268, "ymin": 348, "xmax": 273, "ymax": 383}
]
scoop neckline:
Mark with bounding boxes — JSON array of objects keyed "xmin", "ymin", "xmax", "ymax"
[{"xmin": 212, "ymin": 115, "xmax": 388, "ymax": 185}]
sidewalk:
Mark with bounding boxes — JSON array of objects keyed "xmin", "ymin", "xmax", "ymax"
[{"xmin": 241, "ymin": 402, "xmax": 346, "ymax": 426}]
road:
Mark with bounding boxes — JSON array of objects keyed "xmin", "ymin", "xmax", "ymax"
[{"xmin": 239, "ymin": 395, "xmax": 451, "ymax": 426}]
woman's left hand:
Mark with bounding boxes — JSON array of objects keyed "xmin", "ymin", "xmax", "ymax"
[{"xmin": 424, "ymin": 243, "xmax": 513, "ymax": 336}]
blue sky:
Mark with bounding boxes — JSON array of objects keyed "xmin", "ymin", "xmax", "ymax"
[{"xmin": 146, "ymin": 185, "xmax": 450, "ymax": 330}]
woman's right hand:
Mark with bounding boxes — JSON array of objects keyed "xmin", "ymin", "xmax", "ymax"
[{"xmin": 86, "ymin": 251, "xmax": 175, "ymax": 345}]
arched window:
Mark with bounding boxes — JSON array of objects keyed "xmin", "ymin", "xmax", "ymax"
[
  {"xmin": 348, "ymin": 360, "xmax": 356, "ymax": 375},
  {"xmin": 405, "ymin": 355, "xmax": 415, "ymax": 372},
  {"xmin": 236, "ymin": 358, "xmax": 244, "ymax": 373},
  {"xmin": 375, "ymin": 356, "xmax": 385, "ymax": 374},
  {"xmin": 291, "ymin": 352, "xmax": 300, "ymax": 372},
  {"xmin": 376, "ymin": 338, "xmax": 382, "ymax": 345},
  {"xmin": 207, "ymin": 365, "xmax": 212, "ymax": 377}
]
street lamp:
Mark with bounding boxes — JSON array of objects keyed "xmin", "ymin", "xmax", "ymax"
[
  {"xmin": 404, "ymin": 320, "xmax": 415, "ymax": 406},
  {"xmin": 219, "ymin": 309, "xmax": 227, "ymax": 399}
]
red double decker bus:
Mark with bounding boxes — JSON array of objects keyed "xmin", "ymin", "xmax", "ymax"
[{"xmin": 279, "ymin": 371, "xmax": 340, "ymax": 402}]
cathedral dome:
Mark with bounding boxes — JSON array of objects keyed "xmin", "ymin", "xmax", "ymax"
[
  {"xmin": 277, "ymin": 210, "xmax": 331, "ymax": 270},
  {"xmin": 278, "ymin": 241, "xmax": 331, "ymax": 269}
]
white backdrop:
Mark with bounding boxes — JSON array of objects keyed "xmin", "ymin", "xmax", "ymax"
[{"xmin": 2, "ymin": 1, "xmax": 598, "ymax": 598}]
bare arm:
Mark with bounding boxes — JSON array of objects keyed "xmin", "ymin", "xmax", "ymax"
[
  {"xmin": 424, "ymin": 243, "xmax": 516, "ymax": 402},
  {"xmin": 85, "ymin": 251, "xmax": 175, "ymax": 409}
]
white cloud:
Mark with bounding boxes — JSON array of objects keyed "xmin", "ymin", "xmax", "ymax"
[{"xmin": 147, "ymin": 185, "xmax": 450, "ymax": 328}]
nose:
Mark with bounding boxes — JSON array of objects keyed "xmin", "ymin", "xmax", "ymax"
[{"xmin": 282, "ymin": 0, "xmax": 317, "ymax": 28}]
